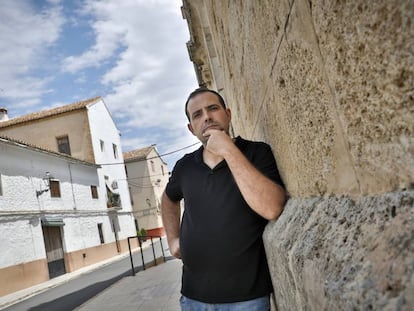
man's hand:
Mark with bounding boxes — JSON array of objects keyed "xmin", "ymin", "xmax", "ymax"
[
  {"xmin": 203, "ymin": 133, "xmax": 286, "ymax": 220},
  {"xmin": 203, "ymin": 129, "xmax": 235, "ymax": 157},
  {"xmin": 168, "ymin": 237, "xmax": 181, "ymax": 259}
]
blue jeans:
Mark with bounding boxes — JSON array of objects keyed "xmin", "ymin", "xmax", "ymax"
[{"xmin": 180, "ymin": 295, "xmax": 270, "ymax": 311}]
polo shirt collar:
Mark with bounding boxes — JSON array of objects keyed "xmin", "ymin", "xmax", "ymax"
[{"xmin": 194, "ymin": 136, "xmax": 244, "ymax": 164}]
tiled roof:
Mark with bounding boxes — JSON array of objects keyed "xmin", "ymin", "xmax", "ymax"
[
  {"xmin": 123, "ymin": 145, "xmax": 156, "ymax": 161},
  {"xmin": 0, "ymin": 134, "xmax": 99, "ymax": 167},
  {"xmin": 0, "ymin": 96, "xmax": 102, "ymax": 128}
]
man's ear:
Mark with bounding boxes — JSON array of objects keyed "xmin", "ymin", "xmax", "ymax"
[
  {"xmin": 187, "ymin": 123, "xmax": 195, "ymax": 135},
  {"xmin": 226, "ymin": 108, "xmax": 231, "ymax": 121}
]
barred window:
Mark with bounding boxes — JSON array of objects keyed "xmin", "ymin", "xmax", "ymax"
[
  {"xmin": 50, "ymin": 180, "xmax": 61, "ymax": 198},
  {"xmin": 91, "ymin": 185, "xmax": 98, "ymax": 199}
]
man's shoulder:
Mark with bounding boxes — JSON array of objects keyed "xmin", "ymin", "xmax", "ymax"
[
  {"xmin": 236, "ymin": 136, "xmax": 271, "ymax": 150},
  {"xmin": 175, "ymin": 146, "xmax": 202, "ymax": 167}
]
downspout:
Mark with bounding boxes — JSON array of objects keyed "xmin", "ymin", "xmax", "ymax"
[{"xmin": 68, "ymin": 163, "xmax": 77, "ymax": 209}]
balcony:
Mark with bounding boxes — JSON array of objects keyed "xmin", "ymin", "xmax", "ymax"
[{"xmin": 107, "ymin": 192, "xmax": 122, "ymax": 209}]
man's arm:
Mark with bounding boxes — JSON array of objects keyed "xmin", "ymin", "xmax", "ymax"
[
  {"xmin": 205, "ymin": 130, "xmax": 286, "ymax": 220},
  {"xmin": 161, "ymin": 191, "xmax": 181, "ymax": 259}
]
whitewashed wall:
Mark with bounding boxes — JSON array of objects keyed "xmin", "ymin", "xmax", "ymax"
[
  {"xmin": 0, "ymin": 218, "xmax": 45, "ymax": 268},
  {"xmin": 0, "ymin": 139, "xmax": 111, "ymax": 267},
  {"xmin": 62, "ymin": 215, "xmax": 114, "ymax": 251},
  {"xmin": 86, "ymin": 100, "xmax": 136, "ymax": 239}
]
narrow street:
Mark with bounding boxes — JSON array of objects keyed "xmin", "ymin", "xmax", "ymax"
[{"xmin": 3, "ymin": 239, "xmax": 170, "ymax": 311}]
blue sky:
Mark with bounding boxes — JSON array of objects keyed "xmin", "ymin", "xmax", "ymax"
[{"xmin": 0, "ymin": 0, "xmax": 201, "ymax": 170}]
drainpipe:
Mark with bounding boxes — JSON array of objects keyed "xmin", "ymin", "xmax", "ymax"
[{"xmin": 68, "ymin": 163, "xmax": 77, "ymax": 209}]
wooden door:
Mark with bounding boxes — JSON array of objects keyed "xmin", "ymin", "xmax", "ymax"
[{"xmin": 42, "ymin": 226, "xmax": 66, "ymax": 278}]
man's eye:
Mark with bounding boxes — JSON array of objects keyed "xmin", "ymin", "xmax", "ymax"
[{"xmin": 192, "ymin": 113, "xmax": 200, "ymax": 119}]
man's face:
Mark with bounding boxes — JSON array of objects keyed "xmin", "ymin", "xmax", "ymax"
[{"xmin": 186, "ymin": 92, "xmax": 231, "ymax": 145}]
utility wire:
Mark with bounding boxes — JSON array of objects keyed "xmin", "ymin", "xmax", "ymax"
[
  {"xmin": 122, "ymin": 172, "xmax": 167, "ymax": 181},
  {"xmin": 96, "ymin": 141, "xmax": 200, "ymax": 166},
  {"xmin": 146, "ymin": 141, "xmax": 200, "ymax": 160},
  {"xmin": 128, "ymin": 181, "xmax": 160, "ymax": 189}
]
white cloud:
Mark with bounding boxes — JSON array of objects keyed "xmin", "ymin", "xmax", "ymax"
[
  {"xmin": 64, "ymin": 0, "xmax": 199, "ymax": 164},
  {"xmin": 61, "ymin": 19, "xmax": 126, "ymax": 73},
  {"xmin": 0, "ymin": 1, "xmax": 64, "ymax": 102},
  {"xmin": 62, "ymin": 2, "xmax": 197, "ymax": 105},
  {"xmin": 1, "ymin": 0, "xmax": 199, "ymax": 168}
]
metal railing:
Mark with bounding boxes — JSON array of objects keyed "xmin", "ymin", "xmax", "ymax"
[{"xmin": 127, "ymin": 235, "xmax": 166, "ymax": 276}]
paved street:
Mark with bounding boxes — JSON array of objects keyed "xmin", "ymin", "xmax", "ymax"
[
  {"xmin": 76, "ymin": 259, "xmax": 181, "ymax": 311},
  {"xmin": 1, "ymin": 238, "xmax": 181, "ymax": 311}
]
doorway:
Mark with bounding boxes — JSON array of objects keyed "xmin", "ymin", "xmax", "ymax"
[{"xmin": 42, "ymin": 226, "xmax": 66, "ymax": 279}]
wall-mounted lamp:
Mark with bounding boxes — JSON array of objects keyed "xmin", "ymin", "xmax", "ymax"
[{"xmin": 36, "ymin": 172, "xmax": 53, "ymax": 197}]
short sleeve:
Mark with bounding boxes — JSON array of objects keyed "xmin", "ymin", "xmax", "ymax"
[
  {"xmin": 252, "ymin": 143, "xmax": 285, "ymax": 189},
  {"xmin": 165, "ymin": 161, "xmax": 184, "ymax": 202}
]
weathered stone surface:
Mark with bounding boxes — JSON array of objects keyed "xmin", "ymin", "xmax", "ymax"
[
  {"xmin": 264, "ymin": 190, "xmax": 414, "ymax": 311},
  {"xmin": 183, "ymin": 0, "xmax": 414, "ymax": 197},
  {"xmin": 182, "ymin": 0, "xmax": 414, "ymax": 309},
  {"xmin": 311, "ymin": 0, "xmax": 414, "ymax": 194}
]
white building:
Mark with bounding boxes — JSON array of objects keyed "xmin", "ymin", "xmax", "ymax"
[
  {"xmin": 123, "ymin": 145, "xmax": 169, "ymax": 237},
  {"xmin": 0, "ymin": 135, "xmax": 132, "ymax": 296},
  {"xmin": 0, "ymin": 98, "xmax": 138, "ymax": 296}
]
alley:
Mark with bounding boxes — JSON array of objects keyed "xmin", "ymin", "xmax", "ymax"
[{"xmin": 1, "ymin": 239, "xmax": 178, "ymax": 311}]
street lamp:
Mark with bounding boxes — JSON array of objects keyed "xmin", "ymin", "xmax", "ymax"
[{"xmin": 36, "ymin": 172, "xmax": 53, "ymax": 197}]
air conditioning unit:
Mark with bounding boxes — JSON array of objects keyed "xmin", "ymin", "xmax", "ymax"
[{"xmin": 111, "ymin": 180, "xmax": 118, "ymax": 190}]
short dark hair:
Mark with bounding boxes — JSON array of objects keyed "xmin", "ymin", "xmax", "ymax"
[{"xmin": 185, "ymin": 87, "xmax": 226, "ymax": 121}]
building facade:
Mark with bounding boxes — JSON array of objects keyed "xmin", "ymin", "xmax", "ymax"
[
  {"xmin": 0, "ymin": 136, "xmax": 130, "ymax": 296},
  {"xmin": 0, "ymin": 98, "xmax": 138, "ymax": 296},
  {"xmin": 124, "ymin": 145, "xmax": 169, "ymax": 237},
  {"xmin": 0, "ymin": 98, "xmax": 135, "ymax": 238}
]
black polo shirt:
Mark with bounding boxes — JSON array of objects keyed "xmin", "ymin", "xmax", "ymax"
[{"xmin": 165, "ymin": 136, "xmax": 284, "ymax": 303}]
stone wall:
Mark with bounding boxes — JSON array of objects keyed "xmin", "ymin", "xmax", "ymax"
[{"xmin": 182, "ymin": 0, "xmax": 414, "ymax": 310}]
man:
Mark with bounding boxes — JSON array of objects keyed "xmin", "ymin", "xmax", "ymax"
[{"xmin": 161, "ymin": 88, "xmax": 286, "ymax": 310}]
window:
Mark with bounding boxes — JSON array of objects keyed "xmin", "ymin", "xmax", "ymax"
[
  {"xmin": 98, "ymin": 223, "xmax": 104, "ymax": 244},
  {"xmin": 161, "ymin": 165, "xmax": 165, "ymax": 176},
  {"xmin": 50, "ymin": 180, "xmax": 61, "ymax": 198},
  {"xmin": 112, "ymin": 143, "xmax": 118, "ymax": 159},
  {"xmin": 0, "ymin": 174, "xmax": 2, "ymax": 196},
  {"xmin": 105, "ymin": 175, "xmax": 121, "ymax": 208},
  {"xmin": 150, "ymin": 160, "xmax": 155, "ymax": 172},
  {"xmin": 100, "ymin": 139, "xmax": 105, "ymax": 152},
  {"xmin": 129, "ymin": 186, "xmax": 134, "ymax": 205},
  {"xmin": 56, "ymin": 135, "xmax": 71, "ymax": 155},
  {"xmin": 91, "ymin": 185, "xmax": 98, "ymax": 199}
]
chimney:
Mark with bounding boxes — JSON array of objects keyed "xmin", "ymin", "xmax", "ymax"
[{"xmin": 0, "ymin": 107, "xmax": 8, "ymax": 122}]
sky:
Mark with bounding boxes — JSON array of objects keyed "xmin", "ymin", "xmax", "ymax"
[{"xmin": 0, "ymin": 0, "xmax": 201, "ymax": 171}]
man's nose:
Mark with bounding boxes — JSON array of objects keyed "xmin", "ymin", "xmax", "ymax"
[{"xmin": 202, "ymin": 110, "xmax": 212, "ymax": 122}]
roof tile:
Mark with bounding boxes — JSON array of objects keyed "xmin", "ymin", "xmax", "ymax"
[
  {"xmin": 123, "ymin": 145, "xmax": 155, "ymax": 161},
  {"xmin": 0, "ymin": 96, "xmax": 101, "ymax": 128}
]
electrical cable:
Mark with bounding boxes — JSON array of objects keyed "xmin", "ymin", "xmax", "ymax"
[{"xmin": 96, "ymin": 141, "xmax": 200, "ymax": 166}]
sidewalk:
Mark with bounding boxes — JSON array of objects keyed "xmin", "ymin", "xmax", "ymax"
[
  {"xmin": 75, "ymin": 259, "xmax": 182, "ymax": 311},
  {"xmin": 0, "ymin": 241, "xmax": 182, "ymax": 311},
  {"xmin": 0, "ymin": 251, "xmax": 126, "ymax": 310}
]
